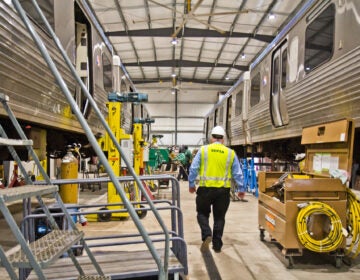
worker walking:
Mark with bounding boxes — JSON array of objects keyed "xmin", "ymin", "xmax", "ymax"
[
  {"xmin": 188, "ymin": 126, "xmax": 245, "ymax": 253},
  {"xmin": 174, "ymin": 148, "xmax": 188, "ymax": 181},
  {"xmin": 183, "ymin": 145, "xmax": 192, "ymax": 179}
]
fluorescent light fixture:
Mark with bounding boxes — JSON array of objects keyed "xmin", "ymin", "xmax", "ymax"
[
  {"xmin": 171, "ymin": 38, "xmax": 178, "ymax": 45},
  {"xmin": 268, "ymin": 13, "xmax": 275, "ymax": 20},
  {"xmin": 241, "ymin": 53, "xmax": 246, "ymax": 59},
  {"xmin": 171, "ymin": 73, "xmax": 176, "ymax": 77}
]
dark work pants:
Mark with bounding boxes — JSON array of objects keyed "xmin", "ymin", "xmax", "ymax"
[
  {"xmin": 196, "ymin": 187, "xmax": 230, "ymax": 250},
  {"xmin": 177, "ymin": 164, "xmax": 188, "ymax": 181}
]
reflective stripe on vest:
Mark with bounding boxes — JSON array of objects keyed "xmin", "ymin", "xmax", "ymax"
[{"xmin": 199, "ymin": 143, "xmax": 234, "ymax": 188}]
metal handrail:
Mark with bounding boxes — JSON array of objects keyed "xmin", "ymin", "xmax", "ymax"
[{"xmin": 12, "ymin": 0, "xmax": 170, "ymax": 278}]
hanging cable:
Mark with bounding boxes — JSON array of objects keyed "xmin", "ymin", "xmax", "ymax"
[
  {"xmin": 296, "ymin": 201, "xmax": 344, "ymax": 253},
  {"xmin": 346, "ymin": 188, "xmax": 360, "ymax": 258}
]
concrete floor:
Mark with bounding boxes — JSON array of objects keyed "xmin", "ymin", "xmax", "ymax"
[
  {"xmin": 78, "ymin": 180, "xmax": 360, "ymax": 280},
  {"xmin": 1, "ymin": 180, "xmax": 360, "ymax": 279},
  {"xmin": 175, "ymin": 181, "xmax": 360, "ymax": 280}
]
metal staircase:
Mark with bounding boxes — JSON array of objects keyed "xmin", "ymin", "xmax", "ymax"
[
  {"xmin": 8, "ymin": 0, "xmax": 173, "ymax": 279},
  {"xmin": 0, "ymin": 93, "xmax": 105, "ymax": 279}
]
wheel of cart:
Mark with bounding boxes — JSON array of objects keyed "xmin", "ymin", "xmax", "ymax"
[
  {"xmin": 335, "ymin": 255, "xmax": 342, "ymax": 268},
  {"xmin": 285, "ymin": 256, "xmax": 294, "ymax": 269},
  {"xmin": 332, "ymin": 250, "xmax": 344, "ymax": 268},
  {"xmin": 259, "ymin": 227, "xmax": 265, "ymax": 242}
]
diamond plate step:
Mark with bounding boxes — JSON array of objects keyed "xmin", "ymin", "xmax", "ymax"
[
  {"xmin": 77, "ymin": 276, "xmax": 111, "ymax": 280},
  {"xmin": 6, "ymin": 229, "xmax": 84, "ymax": 268},
  {"xmin": 0, "ymin": 137, "xmax": 33, "ymax": 146},
  {"xmin": 0, "ymin": 185, "xmax": 58, "ymax": 202}
]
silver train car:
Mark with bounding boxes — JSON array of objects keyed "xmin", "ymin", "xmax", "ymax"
[
  {"xmin": 205, "ymin": 0, "xmax": 360, "ymax": 163},
  {"xmin": 0, "ymin": 0, "xmax": 148, "ymax": 159}
]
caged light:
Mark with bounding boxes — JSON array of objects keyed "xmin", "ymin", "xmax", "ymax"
[{"xmin": 171, "ymin": 37, "xmax": 178, "ymax": 45}]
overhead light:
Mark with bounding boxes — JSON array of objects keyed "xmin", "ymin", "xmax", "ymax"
[
  {"xmin": 171, "ymin": 73, "xmax": 176, "ymax": 77},
  {"xmin": 241, "ymin": 53, "xmax": 246, "ymax": 60},
  {"xmin": 225, "ymin": 76, "xmax": 229, "ymax": 80},
  {"xmin": 268, "ymin": 13, "xmax": 275, "ymax": 20},
  {"xmin": 171, "ymin": 88, "xmax": 176, "ymax": 95},
  {"xmin": 171, "ymin": 37, "xmax": 178, "ymax": 45}
]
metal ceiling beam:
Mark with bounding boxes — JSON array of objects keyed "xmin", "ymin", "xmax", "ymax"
[
  {"xmin": 147, "ymin": 101, "xmax": 215, "ymax": 105},
  {"xmin": 192, "ymin": 0, "xmax": 217, "ymax": 80},
  {"xmin": 105, "ymin": 27, "xmax": 275, "ymax": 43},
  {"xmin": 112, "ymin": 0, "xmax": 145, "ymax": 79},
  {"xmin": 123, "ymin": 59, "xmax": 248, "ymax": 71},
  {"xmin": 223, "ymin": 0, "xmax": 278, "ymax": 81},
  {"xmin": 207, "ymin": 0, "xmax": 248, "ymax": 81},
  {"xmin": 143, "ymin": 0, "xmax": 160, "ymax": 79},
  {"xmin": 132, "ymin": 77, "xmax": 235, "ymax": 86},
  {"xmin": 149, "ymin": 129, "xmax": 204, "ymax": 133},
  {"xmin": 151, "ymin": 115, "xmax": 205, "ymax": 119}
]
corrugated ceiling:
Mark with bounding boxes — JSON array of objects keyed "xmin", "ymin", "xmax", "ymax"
[{"xmin": 86, "ymin": 0, "xmax": 307, "ymax": 145}]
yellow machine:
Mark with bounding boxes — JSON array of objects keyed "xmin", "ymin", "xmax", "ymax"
[
  {"xmin": 258, "ymin": 119, "xmax": 355, "ymax": 268},
  {"xmin": 105, "ymin": 100, "xmax": 132, "ymax": 219},
  {"xmin": 133, "ymin": 117, "xmax": 154, "ymax": 175},
  {"xmin": 132, "ymin": 118, "xmax": 156, "ymax": 216},
  {"xmin": 89, "ymin": 92, "xmax": 148, "ymax": 221},
  {"xmin": 133, "ymin": 122, "xmax": 144, "ymax": 176}
]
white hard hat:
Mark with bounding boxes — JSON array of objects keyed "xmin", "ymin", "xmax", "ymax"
[{"xmin": 211, "ymin": 126, "xmax": 225, "ymax": 137}]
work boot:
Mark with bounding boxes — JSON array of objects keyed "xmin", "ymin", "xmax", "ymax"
[
  {"xmin": 200, "ymin": 236, "xmax": 212, "ymax": 252},
  {"xmin": 212, "ymin": 246, "xmax": 221, "ymax": 253}
]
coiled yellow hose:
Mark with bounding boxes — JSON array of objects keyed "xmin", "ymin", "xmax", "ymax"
[
  {"xmin": 346, "ymin": 188, "xmax": 360, "ymax": 258},
  {"xmin": 296, "ymin": 201, "xmax": 344, "ymax": 253}
]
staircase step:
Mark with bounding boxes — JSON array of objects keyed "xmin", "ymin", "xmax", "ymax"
[
  {"xmin": 0, "ymin": 137, "xmax": 33, "ymax": 146},
  {"xmin": 0, "ymin": 185, "xmax": 58, "ymax": 203},
  {"xmin": 77, "ymin": 276, "xmax": 111, "ymax": 280},
  {"xmin": 6, "ymin": 229, "xmax": 84, "ymax": 268}
]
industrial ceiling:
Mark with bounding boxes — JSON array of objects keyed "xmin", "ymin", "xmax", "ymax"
[{"xmin": 86, "ymin": 0, "xmax": 307, "ymax": 147}]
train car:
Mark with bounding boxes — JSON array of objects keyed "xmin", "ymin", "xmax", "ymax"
[
  {"xmin": 205, "ymin": 0, "xmax": 360, "ymax": 166},
  {"xmin": 204, "ymin": 73, "xmax": 250, "ymax": 151},
  {"xmin": 0, "ymin": 0, "xmax": 138, "ymax": 161}
]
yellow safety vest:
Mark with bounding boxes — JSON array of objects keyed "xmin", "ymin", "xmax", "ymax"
[{"xmin": 199, "ymin": 143, "xmax": 235, "ymax": 188}]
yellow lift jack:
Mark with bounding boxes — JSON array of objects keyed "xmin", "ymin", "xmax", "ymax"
[{"xmin": 87, "ymin": 92, "xmax": 148, "ymax": 222}]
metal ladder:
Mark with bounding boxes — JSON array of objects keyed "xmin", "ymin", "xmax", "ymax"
[
  {"xmin": 11, "ymin": 0, "xmax": 170, "ymax": 279},
  {"xmin": 0, "ymin": 93, "xmax": 105, "ymax": 279}
]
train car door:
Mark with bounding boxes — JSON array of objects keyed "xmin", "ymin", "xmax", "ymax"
[{"xmin": 270, "ymin": 42, "xmax": 289, "ymax": 127}]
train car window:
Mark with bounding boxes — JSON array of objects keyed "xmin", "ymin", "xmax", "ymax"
[
  {"xmin": 226, "ymin": 96, "xmax": 232, "ymax": 137},
  {"xmin": 281, "ymin": 48, "xmax": 287, "ymax": 88},
  {"xmin": 219, "ymin": 106, "xmax": 224, "ymax": 126},
  {"xmin": 235, "ymin": 90, "xmax": 243, "ymax": 116},
  {"xmin": 102, "ymin": 54, "xmax": 112, "ymax": 92},
  {"xmin": 19, "ymin": 0, "xmax": 55, "ymax": 33},
  {"xmin": 209, "ymin": 116, "xmax": 214, "ymax": 133},
  {"xmin": 272, "ymin": 56, "xmax": 280, "ymax": 96},
  {"xmin": 250, "ymin": 73, "xmax": 260, "ymax": 107},
  {"xmin": 205, "ymin": 118, "xmax": 209, "ymax": 138},
  {"xmin": 304, "ymin": 4, "xmax": 335, "ymax": 73},
  {"xmin": 214, "ymin": 109, "xmax": 218, "ymax": 126}
]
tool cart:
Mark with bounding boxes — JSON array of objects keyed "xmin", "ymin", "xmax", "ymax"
[{"xmin": 258, "ymin": 119, "xmax": 354, "ymax": 268}]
